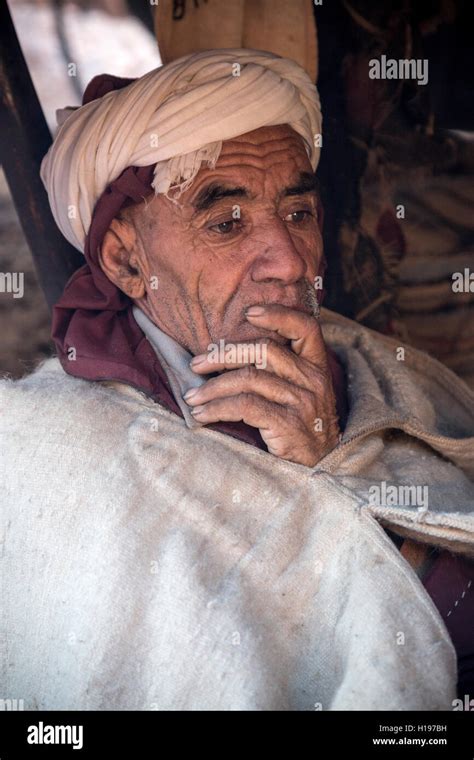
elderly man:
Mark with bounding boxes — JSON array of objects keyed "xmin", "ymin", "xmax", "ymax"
[{"xmin": 1, "ymin": 50, "xmax": 473, "ymax": 711}]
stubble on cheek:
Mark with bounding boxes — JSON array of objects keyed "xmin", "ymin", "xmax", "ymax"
[{"xmin": 200, "ymin": 295, "xmax": 290, "ymax": 348}]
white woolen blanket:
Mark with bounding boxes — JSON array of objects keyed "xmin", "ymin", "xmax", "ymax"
[{"xmin": 1, "ymin": 309, "xmax": 473, "ymax": 710}]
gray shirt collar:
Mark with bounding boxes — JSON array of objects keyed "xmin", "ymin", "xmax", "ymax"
[{"xmin": 132, "ymin": 305, "xmax": 207, "ymax": 429}]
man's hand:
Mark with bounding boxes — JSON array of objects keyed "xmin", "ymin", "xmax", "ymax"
[{"xmin": 184, "ymin": 304, "xmax": 340, "ymax": 467}]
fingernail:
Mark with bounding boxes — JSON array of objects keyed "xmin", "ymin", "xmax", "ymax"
[
  {"xmin": 190, "ymin": 354, "xmax": 207, "ymax": 367},
  {"xmin": 183, "ymin": 388, "xmax": 199, "ymax": 401},
  {"xmin": 245, "ymin": 306, "xmax": 265, "ymax": 316},
  {"xmin": 190, "ymin": 405, "xmax": 206, "ymax": 415}
]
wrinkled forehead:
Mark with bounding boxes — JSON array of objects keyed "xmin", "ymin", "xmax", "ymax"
[
  {"xmin": 214, "ymin": 124, "xmax": 312, "ymax": 171},
  {"xmin": 178, "ymin": 124, "xmax": 315, "ymax": 205},
  {"xmin": 126, "ymin": 124, "xmax": 316, "ymax": 220}
]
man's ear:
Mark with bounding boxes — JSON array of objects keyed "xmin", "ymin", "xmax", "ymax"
[{"xmin": 98, "ymin": 217, "xmax": 147, "ymax": 299}]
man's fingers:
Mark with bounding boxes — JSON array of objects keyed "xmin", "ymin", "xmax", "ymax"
[
  {"xmin": 190, "ymin": 339, "xmax": 321, "ymax": 389},
  {"xmin": 188, "ymin": 392, "xmax": 332, "ymax": 466},
  {"xmin": 189, "ymin": 392, "xmax": 291, "ymax": 436},
  {"xmin": 186, "ymin": 305, "xmax": 340, "ymax": 467},
  {"xmin": 184, "ymin": 366, "xmax": 307, "ymax": 408},
  {"xmin": 245, "ymin": 304, "xmax": 327, "ymax": 366}
]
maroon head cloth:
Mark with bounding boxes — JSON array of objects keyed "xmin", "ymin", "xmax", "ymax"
[{"xmin": 51, "ymin": 74, "xmax": 347, "ymax": 449}]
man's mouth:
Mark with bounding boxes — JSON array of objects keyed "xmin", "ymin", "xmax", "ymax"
[
  {"xmin": 242, "ymin": 301, "xmax": 314, "ymax": 318},
  {"xmin": 242, "ymin": 280, "xmax": 320, "ymax": 321}
]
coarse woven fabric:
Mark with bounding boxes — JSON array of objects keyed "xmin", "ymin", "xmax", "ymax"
[
  {"xmin": 40, "ymin": 48, "xmax": 322, "ymax": 252},
  {"xmin": 1, "ymin": 309, "xmax": 473, "ymax": 710}
]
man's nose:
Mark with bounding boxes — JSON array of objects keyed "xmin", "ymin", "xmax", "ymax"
[{"xmin": 249, "ymin": 220, "xmax": 307, "ymax": 285}]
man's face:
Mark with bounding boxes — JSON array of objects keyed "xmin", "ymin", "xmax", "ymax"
[{"xmin": 122, "ymin": 124, "xmax": 323, "ymax": 355}]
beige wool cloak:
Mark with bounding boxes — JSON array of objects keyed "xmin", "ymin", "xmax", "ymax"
[{"xmin": 1, "ymin": 309, "xmax": 473, "ymax": 710}]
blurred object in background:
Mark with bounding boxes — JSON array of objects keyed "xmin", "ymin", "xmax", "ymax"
[
  {"xmin": 393, "ymin": 154, "xmax": 474, "ymax": 387},
  {"xmin": 8, "ymin": 0, "xmax": 160, "ymax": 130},
  {"xmin": 1, "ymin": 0, "xmax": 160, "ymax": 377},
  {"xmin": 315, "ymin": 0, "xmax": 474, "ymax": 387},
  {"xmin": 154, "ymin": 0, "xmax": 318, "ymax": 83},
  {"xmin": 0, "ymin": 168, "xmax": 51, "ymax": 378}
]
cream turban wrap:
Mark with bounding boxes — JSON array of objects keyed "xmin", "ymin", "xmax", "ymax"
[{"xmin": 40, "ymin": 48, "xmax": 322, "ymax": 253}]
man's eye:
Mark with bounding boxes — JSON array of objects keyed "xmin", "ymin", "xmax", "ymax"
[
  {"xmin": 284, "ymin": 210, "xmax": 313, "ymax": 224},
  {"xmin": 209, "ymin": 220, "xmax": 237, "ymax": 234}
]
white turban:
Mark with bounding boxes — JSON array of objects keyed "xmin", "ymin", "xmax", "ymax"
[{"xmin": 41, "ymin": 48, "xmax": 322, "ymax": 253}]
